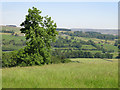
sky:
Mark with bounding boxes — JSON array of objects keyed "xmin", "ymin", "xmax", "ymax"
[{"xmin": 1, "ymin": 2, "xmax": 118, "ymax": 29}]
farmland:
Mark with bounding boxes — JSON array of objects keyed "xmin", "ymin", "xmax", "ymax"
[
  {"xmin": 0, "ymin": 2, "xmax": 119, "ymax": 89},
  {"xmin": 2, "ymin": 58, "xmax": 118, "ymax": 88},
  {"xmin": 2, "ymin": 33, "xmax": 118, "ymax": 58},
  {"xmin": 1, "ymin": 26, "xmax": 21, "ymax": 33},
  {"xmin": 1, "ymin": 26, "xmax": 119, "ymax": 88},
  {"xmin": 1, "ymin": 26, "xmax": 118, "ymax": 59}
]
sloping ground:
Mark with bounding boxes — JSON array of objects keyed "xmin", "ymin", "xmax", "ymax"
[
  {"xmin": 0, "ymin": 69, "xmax": 1, "ymax": 90},
  {"xmin": 0, "ymin": 33, "xmax": 11, "ymax": 35},
  {"xmin": 81, "ymin": 45, "xmax": 97, "ymax": 50},
  {"xmin": 2, "ymin": 58, "xmax": 118, "ymax": 88},
  {"xmin": 71, "ymin": 28, "xmax": 118, "ymax": 35},
  {"xmin": 1, "ymin": 26, "xmax": 21, "ymax": 33}
]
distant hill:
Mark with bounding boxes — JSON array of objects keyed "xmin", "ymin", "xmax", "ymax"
[
  {"xmin": 1, "ymin": 26, "xmax": 21, "ymax": 33},
  {"xmin": 6, "ymin": 25, "xmax": 17, "ymax": 27},
  {"xmin": 56, "ymin": 28, "xmax": 71, "ymax": 31},
  {"xmin": 0, "ymin": 26, "xmax": 118, "ymax": 35},
  {"xmin": 71, "ymin": 28, "xmax": 118, "ymax": 35},
  {"xmin": 1, "ymin": 26, "xmax": 72, "ymax": 33}
]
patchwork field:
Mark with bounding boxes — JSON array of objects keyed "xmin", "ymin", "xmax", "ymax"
[
  {"xmin": 2, "ymin": 58, "xmax": 118, "ymax": 88},
  {"xmin": 1, "ymin": 26, "xmax": 119, "ymax": 88}
]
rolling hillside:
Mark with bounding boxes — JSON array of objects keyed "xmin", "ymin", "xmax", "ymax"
[
  {"xmin": 0, "ymin": 26, "xmax": 118, "ymax": 35},
  {"xmin": 2, "ymin": 58, "xmax": 118, "ymax": 88},
  {"xmin": 71, "ymin": 28, "xmax": 118, "ymax": 35},
  {"xmin": 2, "ymin": 26, "xmax": 118, "ymax": 58}
]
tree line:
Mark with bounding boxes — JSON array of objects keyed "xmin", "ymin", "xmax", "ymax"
[
  {"xmin": 53, "ymin": 36, "xmax": 114, "ymax": 53},
  {"xmin": 52, "ymin": 49, "xmax": 113, "ymax": 59},
  {"xmin": 61, "ymin": 31, "xmax": 118, "ymax": 40}
]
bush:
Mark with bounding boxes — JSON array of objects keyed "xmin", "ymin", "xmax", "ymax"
[
  {"xmin": 51, "ymin": 56, "xmax": 71, "ymax": 64},
  {"xmin": 2, "ymin": 51, "xmax": 18, "ymax": 67},
  {"xmin": 61, "ymin": 59, "xmax": 71, "ymax": 63},
  {"xmin": 2, "ymin": 51, "xmax": 71, "ymax": 68}
]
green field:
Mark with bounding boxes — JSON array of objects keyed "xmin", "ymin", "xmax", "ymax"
[
  {"xmin": 74, "ymin": 36, "xmax": 115, "ymax": 44},
  {"xmin": 2, "ymin": 33, "xmax": 118, "ymax": 57},
  {"xmin": 2, "ymin": 34, "xmax": 26, "ymax": 51},
  {"xmin": 81, "ymin": 45, "xmax": 97, "ymax": 50},
  {"xmin": 1, "ymin": 26, "xmax": 21, "ymax": 33},
  {"xmin": 2, "ymin": 34, "xmax": 25, "ymax": 41},
  {"xmin": 1, "ymin": 27, "xmax": 118, "ymax": 88},
  {"xmin": 0, "ymin": 69, "xmax": 1, "ymax": 90},
  {"xmin": 2, "ymin": 58, "xmax": 118, "ymax": 88}
]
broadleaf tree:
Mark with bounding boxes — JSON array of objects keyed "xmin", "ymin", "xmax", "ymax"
[{"xmin": 19, "ymin": 7, "xmax": 58, "ymax": 66}]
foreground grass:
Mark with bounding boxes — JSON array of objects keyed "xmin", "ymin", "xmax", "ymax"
[
  {"xmin": 0, "ymin": 69, "xmax": 1, "ymax": 89},
  {"xmin": 2, "ymin": 58, "xmax": 118, "ymax": 88}
]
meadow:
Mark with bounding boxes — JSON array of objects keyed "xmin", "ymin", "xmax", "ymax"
[
  {"xmin": 1, "ymin": 26, "xmax": 21, "ymax": 33},
  {"xmin": 1, "ymin": 26, "xmax": 118, "ymax": 88},
  {"xmin": 0, "ymin": 69, "xmax": 1, "ymax": 90},
  {"xmin": 2, "ymin": 58, "xmax": 118, "ymax": 88},
  {"xmin": 2, "ymin": 29, "xmax": 118, "ymax": 58}
]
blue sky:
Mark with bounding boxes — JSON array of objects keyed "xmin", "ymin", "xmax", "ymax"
[{"xmin": 1, "ymin": 2, "xmax": 118, "ymax": 29}]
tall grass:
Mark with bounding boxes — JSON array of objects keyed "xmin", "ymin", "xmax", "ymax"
[
  {"xmin": 2, "ymin": 58, "xmax": 118, "ymax": 88},
  {"xmin": 0, "ymin": 69, "xmax": 2, "ymax": 89}
]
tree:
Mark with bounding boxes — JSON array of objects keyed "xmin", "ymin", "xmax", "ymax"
[
  {"xmin": 114, "ymin": 40, "xmax": 118, "ymax": 46},
  {"xmin": 94, "ymin": 52, "xmax": 102, "ymax": 58},
  {"xmin": 19, "ymin": 7, "xmax": 58, "ymax": 66}
]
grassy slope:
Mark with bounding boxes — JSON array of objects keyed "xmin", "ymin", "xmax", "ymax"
[
  {"xmin": 2, "ymin": 35, "xmax": 26, "ymax": 51},
  {"xmin": 74, "ymin": 36, "xmax": 115, "ymax": 44},
  {"xmin": 2, "ymin": 58, "xmax": 118, "ymax": 88},
  {"xmin": 98, "ymin": 43, "xmax": 118, "ymax": 52},
  {"xmin": 0, "ymin": 69, "xmax": 1, "ymax": 90},
  {"xmin": 81, "ymin": 45, "xmax": 97, "ymax": 50},
  {"xmin": 2, "ymin": 34, "xmax": 118, "ymax": 58},
  {"xmin": 1, "ymin": 26, "xmax": 21, "ymax": 33},
  {"xmin": 2, "ymin": 34, "xmax": 25, "ymax": 41}
]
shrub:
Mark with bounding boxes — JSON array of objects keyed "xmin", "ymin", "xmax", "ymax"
[{"xmin": 2, "ymin": 51, "xmax": 18, "ymax": 67}]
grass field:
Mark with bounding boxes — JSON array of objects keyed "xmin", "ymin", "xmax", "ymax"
[
  {"xmin": 2, "ymin": 34, "xmax": 26, "ymax": 41},
  {"xmin": 97, "ymin": 43, "xmax": 118, "ymax": 52},
  {"xmin": 2, "ymin": 58, "xmax": 118, "ymax": 88},
  {"xmin": 81, "ymin": 45, "xmax": 97, "ymax": 50},
  {"xmin": 1, "ymin": 26, "xmax": 21, "ymax": 33},
  {"xmin": 0, "ymin": 69, "xmax": 1, "ymax": 90},
  {"xmin": 0, "ymin": 33, "xmax": 11, "ymax": 35},
  {"xmin": 74, "ymin": 36, "xmax": 115, "ymax": 44}
]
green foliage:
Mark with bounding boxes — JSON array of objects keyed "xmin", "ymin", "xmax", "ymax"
[
  {"xmin": 114, "ymin": 40, "xmax": 118, "ymax": 46},
  {"xmin": 81, "ymin": 45, "xmax": 97, "ymax": 50},
  {"xmin": 2, "ymin": 7, "xmax": 58, "ymax": 67},
  {"xmin": 3, "ymin": 7, "xmax": 57, "ymax": 67},
  {"xmin": 19, "ymin": 7, "xmax": 58, "ymax": 66},
  {"xmin": 97, "ymin": 43, "xmax": 118, "ymax": 53},
  {"xmin": 94, "ymin": 52, "xmax": 113, "ymax": 59},
  {"xmin": 61, "ymin": 31, "xmax": 118, "ymax": 40},
  {"xmin": 2, "ymin": 51, "xmax": 18, "ymax": 67},
  {"xmin": 52, "ymin": 49, "xmax": 113, "ymax": 59},
  {"xmin": 51, "ymin": 56, "xmax": 71, "ymax": 64},
  {"xmin": 114, "ymin": 39, "xmax": 120, "ymax": 46},
  {"xmin": 2, "ymin": 35, "xmax": 26, "ymax": 51},
  {"xmin": 2, "ymin": 50, "xmax": 71, "ymax": 67}
]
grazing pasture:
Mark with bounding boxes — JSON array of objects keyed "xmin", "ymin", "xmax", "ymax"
[
  {"xmin": 0, "ymin": 69, "xmax": 1, "ymax": 90},
  {"xmin": 2, "ymin": 58, "xmax": 118, "ymax": 88},
  {"xmin": 1, "ymin": 26, "xmax": 21, "ymax": 33},
  {"xmin": 1, "ymin": 26, "xmax": 118, "ymax": 88}
]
